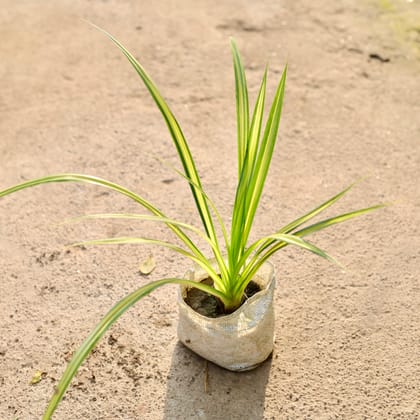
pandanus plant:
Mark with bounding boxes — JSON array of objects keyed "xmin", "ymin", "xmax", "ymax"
[{"xmin": 0, "ymin": 27, "xmax": 386, "ymax": 418}]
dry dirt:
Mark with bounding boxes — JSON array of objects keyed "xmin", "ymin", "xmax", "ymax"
[{"xmin": 1, "ymin": 1, "xmax": 419, "ymax": 419}]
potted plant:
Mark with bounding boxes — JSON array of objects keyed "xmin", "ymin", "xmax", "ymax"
[{"xmin": 0, "ymin": 27, "xmax": 386, "ymax": 419}]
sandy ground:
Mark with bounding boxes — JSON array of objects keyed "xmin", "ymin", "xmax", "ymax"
[{"xmin": 1, "ymin": 1, "xmax": 419, "ymax": 419}]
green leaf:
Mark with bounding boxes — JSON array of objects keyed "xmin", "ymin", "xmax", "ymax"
[
  {"xmin": 63, "ymin": 213, "xmax": 211, "ymax": 247},
  {"xmin": 230, "ymin": 68, "xmax": 268, "ymax": 269},
  {"xmin": 294, "ymin": 203, "xmax": 390, "ymax": 238},
  {"xmin": 63, "ymin": 212, "xmax": 229, "ymax": 285},
  {"xmin": 244, "ymin": 203, "xmax": 389, "ymax": 285},
  {"xmin": 42, "ymin": 277, "xmax": 227, "ymax": 419},
  {"xmin": 254, "ymin": 180, "xmax": 359, "ymax": 255},
  {"xmin": 0, "ymin": 174, "xmax": 207, "ymax": 263},
  {"xmin": 241, "ymin": 65, "xmax": 287, "ymax": 252},
  {"xmin": 235, "ymin": 233, "xmax": 338, "ymax": 295},
  {"xmin": 90, "ymin": 23, "xmax": 218, "ymax": 248},
  {"xmin": 230, "ymin": 38, "xmax": 249, "ymax": 177},
  {"xmin": 153, "ymin": 157, "xmax": 231, "ymax": 269},
  {"xmin": 71, "ymin": 236, "xmax": 225, "ymax": 290}
]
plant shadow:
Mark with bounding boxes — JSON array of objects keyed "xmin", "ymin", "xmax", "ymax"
[{"xmin": 163, "ymin": 342, "xmax": 272, "ymax": 420}]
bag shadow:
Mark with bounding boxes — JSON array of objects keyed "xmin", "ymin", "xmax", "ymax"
[{"xmin": 163, "ymin": 341, "xmax": 272, "ymax": 420}]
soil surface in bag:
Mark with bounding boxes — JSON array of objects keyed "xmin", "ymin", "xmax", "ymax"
[{"xmin": 184, "ymin": 279, "xmax": 261, "ymax": 317}]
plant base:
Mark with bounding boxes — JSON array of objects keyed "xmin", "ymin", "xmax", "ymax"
[{"xmin": 177, "ymin": 260, "xmax": 276, "ymax": 371}]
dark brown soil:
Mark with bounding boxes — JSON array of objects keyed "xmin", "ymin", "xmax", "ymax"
[{"xmin": 185, "ymin": 279, "xmax": 261, "ymax": 317}]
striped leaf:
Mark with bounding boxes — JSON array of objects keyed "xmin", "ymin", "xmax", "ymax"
[
  {"xmin": 43, "ymin": 277, "xmax": 226, "ymax": 419},
  {"xmin": 91, "ymin": 24, "xmax": 218, "ymax": 247},
  {"xmin": 230, "ymin": 38, "xmax": 249, "ymax": 177}
]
